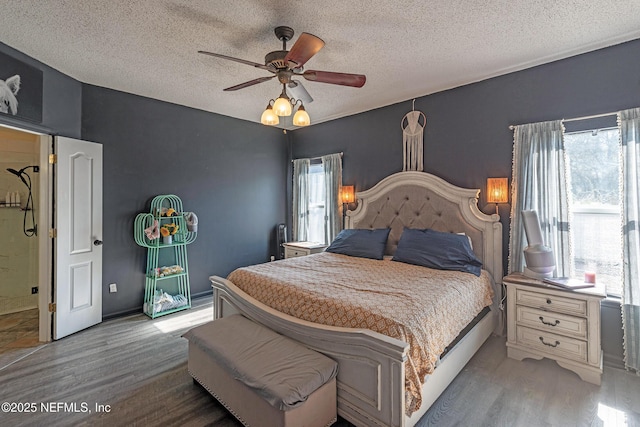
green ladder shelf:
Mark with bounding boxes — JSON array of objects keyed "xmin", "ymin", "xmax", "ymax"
[{"xmin": 134, "ymin": 195, "xmax": 197, "ymax": 318}]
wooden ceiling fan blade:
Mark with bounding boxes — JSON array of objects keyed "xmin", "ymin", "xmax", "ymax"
[
  {"xmin": 302, "ymin": 70, "xmax": 366, "ymax": 88},
  {"xmin": 288, "ymin": 80, "xmax": 313, "ymax": 104},
  {"xmin": 198, "ymin": 51, "xmax": 271, "ymax": 71},
  {"xmin": 223, "ymin": 76, "xmax": 275, "ymax": 91},
  {"xmin": 284, "ymin": 33, "xmax": 325, "ymax": 68}
]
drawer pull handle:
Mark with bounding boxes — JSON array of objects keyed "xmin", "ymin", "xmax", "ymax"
[
  {"xmin": 539, "ymin": 316, "xmax": 560, "ymax": 327},
  {"xmin": 546, "ymin": 298, "xmax": 552, "ymax": 304},
  {"xmin": 539, "ymin": 337, "xmax": 560, "ymax": 348}
]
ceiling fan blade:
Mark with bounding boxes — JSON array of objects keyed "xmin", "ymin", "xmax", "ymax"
[
  {"xmin": 198, "ymin": 51, "xmax": 271, "ymax": 71},
  {"xmin": 287, "ymin": 80, "xmax": 313, "ymax": 104},
  {"xmin": 302, "ymin": 70, "xmax": 366, "ymax": 88},
  {"xmin": 223, "ymin": 76, "xmax": 275, "ymax": 91},
  {"xmin": 284, "ymin": 33, "xmax": 325, "ymax": 68}
]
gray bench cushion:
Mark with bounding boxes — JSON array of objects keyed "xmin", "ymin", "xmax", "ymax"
[{"xmin": 183, "ymin": 314, "xmax": 338, "ymax": 411}]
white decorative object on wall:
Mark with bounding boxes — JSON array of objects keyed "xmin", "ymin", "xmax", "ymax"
[{"xmin": 401, "ymin": 100, "xmax": 426, "ymax": 171}]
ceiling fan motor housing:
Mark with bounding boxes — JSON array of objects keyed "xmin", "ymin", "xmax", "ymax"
[
  {"xmin": 265, "ymin": 50, "xmax": 296, "ymax": 84},
  {"xmin": 265, "ymin": 50, "xmax": 289, "ymax": 70}
]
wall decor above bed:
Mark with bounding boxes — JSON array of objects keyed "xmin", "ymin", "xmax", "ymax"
[{"xmin": 401, "ymin": 100, "xmax": 426, "ymax": 172}]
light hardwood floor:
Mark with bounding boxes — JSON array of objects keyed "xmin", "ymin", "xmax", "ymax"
[{"xmin": 1, "ymin": 297, "xmax": 639, "ymax": 427}]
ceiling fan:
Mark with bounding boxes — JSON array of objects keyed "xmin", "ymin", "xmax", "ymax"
[{"xmin": 198, "ymin": 26, "xmax": 366, "ymax": 105}]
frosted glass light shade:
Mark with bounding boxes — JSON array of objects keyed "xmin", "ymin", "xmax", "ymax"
[
  {"xmin": 273, "ymin": 96, "xmax": 292, "ymax": 116},
  {"xmin": 260, "ymin": 106, "xmax": 279, "ymax": 125},
  {"xmin": 292, "ymin": 105, "xmax": 310, "ymax": 126}
]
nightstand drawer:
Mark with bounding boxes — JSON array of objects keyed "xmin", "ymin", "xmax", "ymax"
[
  {"xmin": 516, "ymin": 306, "xmax": 587, "ymax": 339},
  {"xmin": 516, "ymin": 289, "xmax": 587, "ymax": 316},
  {"xmin": 284, "ymin": 247, "xmax": 308, "ymax": 258},
  {"xmin": 516, "ymin": 325, "xmax": 587, "ymax": 363}
]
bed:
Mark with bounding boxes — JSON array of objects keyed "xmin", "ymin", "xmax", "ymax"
[{"xmin": 209, "ymin": 171, "xmax": 503, "ymax": 427}]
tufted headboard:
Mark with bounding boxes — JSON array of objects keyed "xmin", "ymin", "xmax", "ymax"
[{"xmin": 345, "ymin": 171, "xmax": 503, "ymax": 283}]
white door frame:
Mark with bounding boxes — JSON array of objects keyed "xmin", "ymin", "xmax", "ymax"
[{"xmin": 38, "ymin": 134, "xmax": 52, "ymax": 342}]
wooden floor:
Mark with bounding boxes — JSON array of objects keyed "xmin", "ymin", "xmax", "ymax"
[
  {"xmin": 1, "ymin": 297, "xmax": 639, "ymax": 427},
  {"xmin": 0, "ymin": 308, "xmax": 43, "ymax": 370}
]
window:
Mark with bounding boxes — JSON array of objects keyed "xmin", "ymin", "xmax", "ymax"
[
  {"xmin": 292, "ymin": 153, "xmax": 342, "ymax": 245},
  {"xmin": 564, "ymin": 128, "xmax": 622, "ymax": 296},
  {"xmin": 307, "ymin": 162, "xmax": 326, "ymax": 243}
]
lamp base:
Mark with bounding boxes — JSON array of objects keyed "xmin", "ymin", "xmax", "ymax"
[{"xmin": 523, "ymin": 267, "xmax": 553, "ymax": 280}]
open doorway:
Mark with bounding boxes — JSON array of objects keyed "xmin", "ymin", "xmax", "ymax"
[
  {"xmin": 0, "ymin": 125, "xmax": 103, "ymax": 357},
  {"xmin": 0, "ymin": 125, "xmax": 51, "ymax": 366}
]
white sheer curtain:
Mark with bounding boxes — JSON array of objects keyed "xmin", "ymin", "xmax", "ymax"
[
  {"xmin": 292, "ymin": 158, "xmax": 310, "ymax": 242},
  {"xmin": 619, "ymin": 107, "xmax": 640, "ymax": 373},
  {"xmin": 321, "ymin": 153, "xmax": 342, "ymax": 244},
  {"xmin": 508, "ymin": 120, "xmax": 571, "ymax": 277}
]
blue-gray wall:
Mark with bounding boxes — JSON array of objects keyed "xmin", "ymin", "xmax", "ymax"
[
  {"xmin": 0, "ymin": 41, "xmax": 289, "ymax": 319},
  {"xmin": 1, "ymin": 36, "xmax": 633, "ymax": 365},
  {"xmin": 289, "ymin": 38, "xmax": 640, "ymax": 367},
  {"xmin": 81, "ymin": 86, "xmax": 288, "ymax": 317}
]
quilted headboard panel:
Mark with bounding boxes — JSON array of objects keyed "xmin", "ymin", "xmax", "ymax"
[
  {"xmin": 345, "ymin": 171, "xmax": 502, "ymax": 282},
  {"xmin": 350, "ymin": 184, "xmax": 484, "ymax": 261}
]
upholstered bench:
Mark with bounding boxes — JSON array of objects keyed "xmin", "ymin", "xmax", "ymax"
[{"xmin": 183, "ymin": 314, "xmax": 338, "ymax": 427}]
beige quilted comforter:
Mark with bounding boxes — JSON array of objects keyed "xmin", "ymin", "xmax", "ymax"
[{"xmin": 227, "ymin": 252, "xmax": 494, "ymax": 414}]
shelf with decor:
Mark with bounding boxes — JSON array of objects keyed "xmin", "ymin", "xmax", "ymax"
[
  {"xmin": 0, "ymin": 202, "xmax": 22, "ymax": 209},
  {"xmin": 134, "ymin": 195, "xmax": 198, "ymax": 318}
]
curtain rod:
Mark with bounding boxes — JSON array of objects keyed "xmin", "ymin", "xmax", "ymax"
[
  {"xmin": 508, "ymin": 111, "xmax": 618, "ymax": 130},
  {"xmin": 291, "ymin": 152, "xmax": 343, "ymax": 162}
]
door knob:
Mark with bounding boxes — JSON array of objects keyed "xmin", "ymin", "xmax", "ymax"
[{"xmin": 93, "ymin": 239, "xmax": 103, "ymax": 246}]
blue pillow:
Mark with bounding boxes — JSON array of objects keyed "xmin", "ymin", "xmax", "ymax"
[
  {"xmin": 392, "ymin": 228, "xmax": 483, "ymax": 276},
  {"xmin": 325, "ymin": 228, "xmax": 391, "ymax": 260}
]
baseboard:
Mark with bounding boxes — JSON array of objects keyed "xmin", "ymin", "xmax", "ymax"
[
  {"xmin": 0, "ymin": 295, "xmax": 38, "ymax": 316},
  {"xmin": 603, "ymin": 351, "xmax": 625, "ymax": 369}
]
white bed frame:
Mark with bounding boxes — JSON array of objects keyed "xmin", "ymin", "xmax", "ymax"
[{"xmin": 210, "ymin": 171, "xmax": 503, "ymax": 427}]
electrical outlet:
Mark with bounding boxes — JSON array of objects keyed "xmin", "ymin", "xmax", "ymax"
[
  {"xmin": 109, "ymin": 283, "xmax": 117, "ymax": 293},
  {"xmin": 31, "ymin": 286, "xmax": 38, "ymax": 294}
]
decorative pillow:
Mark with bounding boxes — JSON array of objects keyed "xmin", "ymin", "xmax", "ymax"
[
  {"xmin": 392, "ymin": 228, "xmax": 482, "ymax": 276},
  {"xmin": 457, "ymin": 232, "xmax": 473, "ymax": 250},
  {"xmin": 325, "ymin": 228, "xmax": 391, "ymax": 260}
]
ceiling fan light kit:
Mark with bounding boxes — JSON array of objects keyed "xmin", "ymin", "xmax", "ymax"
[
  {"xmin": 273, "ymin": 87, "xmax": 293, "ymax": 117},
  {"xmin": 260, "ymin": 101, "xmax": 279, "ymax": 125},
  {"xmin": 199, "ymin": 25, "xmax": 366, "ymax": 128},
  {"xmin": 292, "ymin": 103, "xmax": 310, "ymax": 126}
]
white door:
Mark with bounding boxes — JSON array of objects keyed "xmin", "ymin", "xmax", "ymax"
[{"xmin": 54, "ymin": 136, "xmax": 103, "ymax": 339}]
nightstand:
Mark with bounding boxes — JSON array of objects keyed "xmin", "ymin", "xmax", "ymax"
[
  {"xmin": 282, "ymin": 241, "xmax": 327, "ymax": 259},
  {"xmin": 503, "ymin": 273, "xmax": 606, "ymax": 385}
]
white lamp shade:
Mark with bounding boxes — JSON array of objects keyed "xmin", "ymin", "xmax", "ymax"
[
  {"xmin": 260, "ymin": 107, "xmax": 279, "ymax": 125},
  {"xmin": 293, "ymin": 107, "xmax": 311, "ymax": 126},
  {"xmin": 273, "ymin": 96, "xmax": 292, "ymax": 116}
]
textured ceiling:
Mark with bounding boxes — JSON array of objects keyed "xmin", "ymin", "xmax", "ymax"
[{"xmin": 1, "ymin": 1, "xmax": 639, "ymax": 130}]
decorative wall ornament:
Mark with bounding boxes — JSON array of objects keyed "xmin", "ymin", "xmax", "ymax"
[
  {"xmin": 401, "ymin": 100, "xmax": 426, "ymax": 171},
  {"xmin": 0, "ymin": 51, "xmax": 43, "ymax": 123}
]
